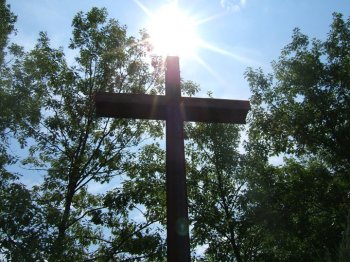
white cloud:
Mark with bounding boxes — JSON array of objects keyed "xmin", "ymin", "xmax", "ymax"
[{"xmin": 220, "ymin": 0, "xmax": 247, "ymax": 12}]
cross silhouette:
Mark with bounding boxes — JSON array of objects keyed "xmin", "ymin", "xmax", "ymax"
[{"xmin": 94, "ymin": 56, "xmax": 250, "ymax": 262}]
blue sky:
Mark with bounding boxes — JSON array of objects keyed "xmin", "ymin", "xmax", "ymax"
[
  {"xmin": 6, "ymin": 0, "xmax": 350, "ymax": 187},
  {"xmin": 8, "ymin": 0, "xmax": 350, "ymax": 101}
]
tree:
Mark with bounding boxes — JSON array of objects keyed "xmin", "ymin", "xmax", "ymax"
[
  {"xmin": 0, "ymin": 2, "xmax": 49, "ymax": 260},
  {"xmin": 0, "ymin": 7, "xmax": 168, "ymax": 260},
  {"xmin": 245, "ymin": 12, "xmax": 350, "ymax": 169},
  {"xmin": 0, "ymin": 0, "xmax": 16, "ymax": 65},
  {"xmin": 245, "ymin": 13, "xmax": 350, "ymax": 260},
  {"xmin": 0, "ymin": 0, "xmax": 18, "ymax": 168},
  {"xmin": 1, "ymin": 0, "xmax": 42, "ymax": 174},
  {"xmin": 186, "ymin": 122, "xmax": 261, "ymax": 261}
]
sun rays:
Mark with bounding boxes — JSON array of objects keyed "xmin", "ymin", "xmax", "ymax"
[{"xmin": 133, "ymin": 0, "xmax": 258, "ymax": 85}]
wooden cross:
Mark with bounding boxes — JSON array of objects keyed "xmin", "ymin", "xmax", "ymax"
[{"xmin": 94, "ymin": 56, "xmax": 250, "ymax": 262}]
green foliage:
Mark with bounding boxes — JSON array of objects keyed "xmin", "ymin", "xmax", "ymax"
[
  {"xmin": 0, "ymin": 7, "xmax": 166, "ymax": 260},
  {"xmin": 245, "ymin": 12, "xmax": 350, "ymax": 261},
  {"xmin": 186, "ymin": 123, "xmax": 252, "ymax": 261},
  {"xmin": 0, "ymin": 0, "xmax": 20, "ymax": 169},
  {"xmin": 339, "ymin": 211, "xmax": 350, "ymax": 261},
  {"xmin": 246, "ymin": 13, "xmax": 350, "ymax": 168},
  {"xmin": 0, "ymin": 0, "xmax": 16, "ymax": 66}
]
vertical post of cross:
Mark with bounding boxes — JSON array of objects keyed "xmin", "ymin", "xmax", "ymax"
[{"xmin": 165, "ymin": 56, "xmax": 191, "ymax": 262}]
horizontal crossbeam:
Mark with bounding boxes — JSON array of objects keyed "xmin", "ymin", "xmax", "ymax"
[{"xmin": 94, "ymin": 92, "xmax": 250, "ymax": 124}]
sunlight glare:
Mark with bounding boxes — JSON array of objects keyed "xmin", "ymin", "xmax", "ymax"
[{"xmin": 147, "ymin": 3, "xmax": 200, "ymax": 57}]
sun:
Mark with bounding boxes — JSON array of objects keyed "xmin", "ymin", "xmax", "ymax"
[
  {"xmin": 146, "ymin": 2, "xmax": 200, "ymax": 57},
  {"xmin": 134, "ymin": 0, "xmax": 255, "ymax": 76}
]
